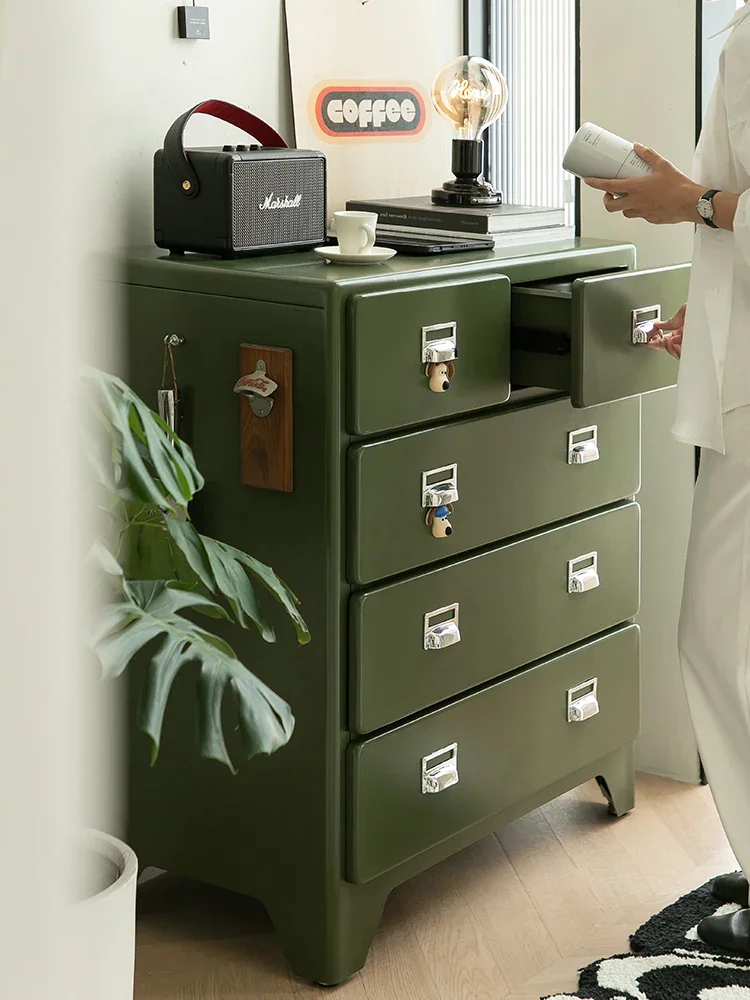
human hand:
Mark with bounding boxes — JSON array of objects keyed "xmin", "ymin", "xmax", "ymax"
[
  {"xmin": 646, "ymin": 304, "xmax": 686, "ymax": 360},
  {"xmin": 584, "ymin": 146, "xmax": 702, "ymax": 226}
]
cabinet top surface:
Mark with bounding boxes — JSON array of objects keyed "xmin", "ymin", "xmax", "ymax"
[{"xmin": 117, "ymin": 238, "xmax": 637, "ymax": 302}]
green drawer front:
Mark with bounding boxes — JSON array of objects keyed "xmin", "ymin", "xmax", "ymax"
[
  {"xmin": 348, "ymin": 624, "xmax": 640, "ymax": 884},
  {"xmin": 351, "ymin": 502, "xmax": 640, "ymax": 734},
  {"xmin": 511, "ymin": 264, "xmax": 691, "ymax": 408},
  {"xmin": 348, "ymin": 276, "xmax": 510, "ymax": 436},
  {"xmin": 348, "ymin": 395, "xmax": 640, "ymax": 585}
]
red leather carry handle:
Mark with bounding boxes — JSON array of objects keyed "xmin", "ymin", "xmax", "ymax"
[{"xmin": 164, "ymin": 100, "xmax": 288, "ymax": 198}]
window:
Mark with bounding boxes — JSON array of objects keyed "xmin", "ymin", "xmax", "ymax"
[
  {"xmin": 464, "ymin": 0, "xmax": 578, "ymax": 223},
  {"xmin": 491, "ymin": 0, "xmax": 577, "ymax": 222},
  {"xmin": 467, "ymin": 0, "xmax": 737, "ymax": 221}
]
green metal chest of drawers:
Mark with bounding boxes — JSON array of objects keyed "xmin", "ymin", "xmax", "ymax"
[{"xmin": 122, "ymin": 239, "xmax": 690, "ymax": 985}]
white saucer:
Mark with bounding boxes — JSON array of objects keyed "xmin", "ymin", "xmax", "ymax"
[{"xmin": 314, "ymin": 245, "xmax": 397, "ymax": 265}]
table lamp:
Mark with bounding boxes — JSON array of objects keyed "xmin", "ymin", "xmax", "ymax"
[{"xmin": 431, "ymin": 55, "xmax": 509, "ymax": 206}]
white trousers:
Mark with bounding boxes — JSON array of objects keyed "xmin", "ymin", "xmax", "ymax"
[{"xmin": 679, "ymin": 429, "xmax": 750, "ymax": 881}]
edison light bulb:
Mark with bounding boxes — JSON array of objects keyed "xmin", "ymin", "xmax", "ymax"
[
  {"xmin": 432, "ymin": 56, "xmax": 508, "ymax": 141},
  {"xmin": 431, "ymin": 55, "xmax": 508, "ymax": 206}
]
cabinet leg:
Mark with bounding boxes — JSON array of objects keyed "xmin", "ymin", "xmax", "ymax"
[
  {"xmin": 265, "ymin": 884, "xmax": 389, "ymax": 986},
  {"xmin": 596, "ymin": 743, "xmax": 636, "ymax": 818}
]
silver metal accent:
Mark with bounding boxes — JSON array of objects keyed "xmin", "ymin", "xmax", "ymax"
[
  {"xmin": 233, "ymin": 360, "xmax": 278, "ymax": 417},
  {"xmin": 164, "ymin": 334, "xmax": 185, "ymax": 347},
  {"xmin": 251, "ymin": 399, "xmax": 273, "ymax": 417},
  {"xmin": 422, "ymin": 464, "xmax": 459, "ymax": 508},
  {"xmin": 422, "ymin": 322, "xmax": 458, "ymax": 364},
  {"xmin": 567, "ymin": 678, "xmax": 600, "ymax": 723},
  {"xmin": 567, "ymin": 425, "xmax": 600, "ymax": 465},
  {"xmin": 568, "ymin": 551, "xmax": 600, "ymax": 594},
  {"xmin": 157, "ymin": 389, "xmax": 178, "ymax": 434},
  {"xmin": 421, "ymin": 743, "xmax": 459, "ymax": 794},
  {"xmin": 424, "ymin": 604, "xmax": 461, "ymax": 651},
  {"xmin": 632, "ymin": 304, "xmax": 661, "ymax": 345}
]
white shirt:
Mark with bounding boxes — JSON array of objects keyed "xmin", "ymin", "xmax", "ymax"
[{"xmin": 673, "ymin": 2, "xmax": 750, "ymax": 457}]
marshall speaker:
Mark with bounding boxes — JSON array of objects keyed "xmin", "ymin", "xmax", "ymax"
[{"xmin": 154, "ymin": 100, "xmax": 327, "ymax": 258}]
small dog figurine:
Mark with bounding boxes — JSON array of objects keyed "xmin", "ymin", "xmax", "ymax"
[
  {"xmin": 425, "ymin": 504, "xmax": 454, "ymax": 538},
  {"xmin": 425, "ymin": 361, "xmax": 455, "ymax": 393}
]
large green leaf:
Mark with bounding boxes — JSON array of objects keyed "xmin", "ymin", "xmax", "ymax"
[
  {"xmin": 161, "ymin": 518, "xmax": 309, "ymax": 646},
  {"xmin": 87, "ymin": 539, "xmax": 124, "ymax": 579},
  {"xmin": 200, "ymin": 537, "xmax": 310, "ymax": 645},
  {"xmin": 93, "ymin": 581, "xmax": 294, "ymax": 769},
  {"xmin": 83, "ymin": 368, "xmax": 204, "ymax": 511},
  {"xmin": 163, "ymin": 515, "xmax": 216, "ymax": 592},
  {"xmin": 85, "ymin": 367, "xmax": 307, "ymax": 770},
  {"xmin": 201, "ymin": 537, "xmax": 274, "ymax": 640}
]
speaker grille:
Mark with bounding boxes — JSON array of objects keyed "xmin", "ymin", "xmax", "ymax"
[{"xmin": 231, "ymin": 156, "xmax": 326, "ymax": 251}]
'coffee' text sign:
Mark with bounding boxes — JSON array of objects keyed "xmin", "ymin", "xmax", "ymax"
[{"xmin": 285, "ymin": 0, "xmax": 459, "ymax": 217}]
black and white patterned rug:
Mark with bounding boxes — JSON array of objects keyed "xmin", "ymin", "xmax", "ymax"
[{"xmin": 545, "ymin": 876, "xmax": 750, "ymax": 1000}]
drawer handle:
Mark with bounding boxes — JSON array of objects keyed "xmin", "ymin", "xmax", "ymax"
[
  {"xmin": 421, "ymin": 743, "xmax": 459, "ymax": 794},
  {"xmin": 423, "ymin": 466, "xmax": 458, "ymax": 537},
  {"xmin": 632, "ymin": 304, "xmax": 661, "ymax": 345},
  {"xmin": 567, "ymin": 678, "xmax": 600, "ymax": 723},
  {"xmin": 422, "ymin": 321, "xmax": 458, "ymax": 364},
  {"xmin": 568, "ymin": 425, "xmax": 600, "ymax": 465},
  {"xmin": 422, "ymin": 464, "xmax": 459, "ymax": 508},
  {"xmin": 424, "ymin": 604, "xmax": 461, "ymax": 650},
  {"xmin": 568, "ymin": 551, "xmax": 600, "ymax": 594}
]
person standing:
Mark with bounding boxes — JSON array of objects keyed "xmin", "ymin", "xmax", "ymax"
[{"xmin": 584, "ymin": 1, "xmax": 750, "ymax": 953}]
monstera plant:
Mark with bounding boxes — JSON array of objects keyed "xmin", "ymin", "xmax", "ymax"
[{"xmin": 86, "ymin": 368, "xmax": 309, "ymax": 772}]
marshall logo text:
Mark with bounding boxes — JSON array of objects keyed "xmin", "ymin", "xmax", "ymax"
[
  {"xmin": 259, "ymin": 193, "xmax": 303, "ymax": 210},
  {"xmin": 314, "ymin": 85, "xmax": 426, "ymax": 138}
]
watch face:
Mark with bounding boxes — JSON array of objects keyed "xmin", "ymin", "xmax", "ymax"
[{"xmin": 698, "ymin": 199, "xmax": 713, "ymax": 220}]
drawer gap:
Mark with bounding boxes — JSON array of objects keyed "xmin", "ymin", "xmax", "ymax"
[
  {"xmin": 511, "ymin": 327, "xmax": 571, "ymax": 356},
  {"xmin": 349, "ymin": 495, "xmax": 636, "ymax": 594},
  {"xmin": 350, "ymin": 618, "xmax": 640, "ymax": 743},
  {"xmin": 512, "ymin": 265, "xmax": 629, "ymax": 294},
  {"xmin": 514, "ymin": 280, "xmax": 574, "ymax": 300}
]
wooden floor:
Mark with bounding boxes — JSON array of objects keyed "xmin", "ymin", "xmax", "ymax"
[{"xmin": 134, "ymin": 773, "xmax": 737, "ymax": 1000}]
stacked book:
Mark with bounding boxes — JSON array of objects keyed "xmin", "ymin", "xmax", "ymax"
[{"xmin": 346, "ymin": 195, "xmax": 575, "ymax": 249}]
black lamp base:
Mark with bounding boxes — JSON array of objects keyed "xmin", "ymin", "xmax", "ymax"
[
  {"xmin": 431, "ymin": 138, "xmax": 502, "ymax": 207},
  {"xmin": 431, "ymin": 181, "xmax": 503, "ymax": 207}
]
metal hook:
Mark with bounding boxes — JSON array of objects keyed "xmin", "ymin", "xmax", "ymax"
[{"xmin": 164, "ymin": 334, "xmax": 184, "ymax": 347}]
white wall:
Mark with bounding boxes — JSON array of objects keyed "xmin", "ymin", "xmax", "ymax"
[
  {"xmin": 579, "ymin": 0, "xmax": 695, "ymax": 270},
  {"xmin": 0, "ymin": 0, "xmax": 99, "ymax": 994},
  {"xmin": 91, "ymin": 0, "xmax": 460, "ymax": 248},
  {"xmin": 580, "ymin": 0, "xmax": 700, "ymax": 782},
  {"xmin": 92, "ymin": 0, "xmax": 293, "ymax": 247}
]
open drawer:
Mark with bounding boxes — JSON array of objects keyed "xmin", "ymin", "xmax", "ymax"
[{"xmin": 511, "ymin": 264, "xmax": 691, "ymax": 408}]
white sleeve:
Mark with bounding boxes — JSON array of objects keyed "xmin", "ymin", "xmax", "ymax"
[
  {"xmin": 725, "ymin": 21, "xmax": 750, "ymax": 266},
  {"xmin": 731, "ymin": 122, "xmax": 750, "ymax": 268},
  {"xmin": 724, "ymin": 18, "xmax": 750, "ymax": 128}
]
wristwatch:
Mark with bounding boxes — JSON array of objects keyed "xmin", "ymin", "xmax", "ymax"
[{"xmin": 697, "ymin": 189, "xmax": 720, "ymax": 228}]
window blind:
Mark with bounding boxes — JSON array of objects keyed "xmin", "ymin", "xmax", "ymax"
[{"xmin": 491, "ymin": 0, "xmax": 577, "ymax": 223}]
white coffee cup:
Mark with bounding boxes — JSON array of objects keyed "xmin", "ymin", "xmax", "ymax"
[
  {"xmin": 333, "ymin": 210, "xmax": 377, "ymax": 256},
  {"xmin": 563, "ymin": 122, "xmax": 653, "ymax": 182}
]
